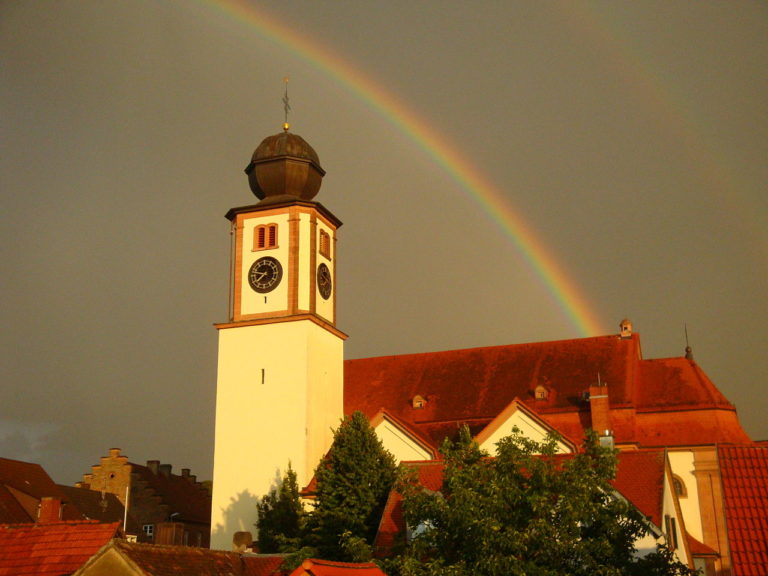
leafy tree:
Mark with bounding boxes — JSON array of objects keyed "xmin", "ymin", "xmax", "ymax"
[
  {"xmin": 305, "ymin": 411, "xmax": 397, "ymax": 561},
  {"xmin": 391, "ymin": 427, "xmax": 695, "ymax": 576},
  {"xmin": 256, "ymin": 463, "xmax": 304, "ymax": 553}
]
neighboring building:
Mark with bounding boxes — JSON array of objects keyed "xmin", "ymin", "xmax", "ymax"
[
  {"xmin": 0, "ymin": 456, "xmax": 100, "ymax": 524},
  {"xmin": 210, "ymin": 129, "xmax": 765, "ymax": 575},
  {"xmin": 73, "ymin": 540, "xmax": 286, "ymax": 576},
  {"xmin": 0, "ymin": 520, "xmax": 120, "ymax": 576},
  {"xmin": 75, "ymin": 541, "xmax": 386, "ymax": 576},
  {"xmin": 78, "ymin": 448, "xmax": 211, "ymax": 547}
]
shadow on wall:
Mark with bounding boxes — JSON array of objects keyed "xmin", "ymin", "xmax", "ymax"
[{"xmin": 210, "ymin": 490, "xmax": 260, "ymax": 550}]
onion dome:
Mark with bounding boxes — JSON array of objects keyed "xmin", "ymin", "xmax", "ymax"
[{"xmin": 244, "ymin": 129, "xmax": 325, "ymax": 202}]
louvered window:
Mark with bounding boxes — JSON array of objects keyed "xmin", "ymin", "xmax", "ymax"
[
  {"xmin": 319, "ymin": 229, "xmax": 331, "ymax": 259},
  {"xmin": 254, "ymin": 224, "xmax": 278, "ymax": 250}
]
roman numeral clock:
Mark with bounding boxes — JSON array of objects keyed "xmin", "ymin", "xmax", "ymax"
[{"xmin": 210, "ymin": 124, "xmax": 346, "ymax": 551}]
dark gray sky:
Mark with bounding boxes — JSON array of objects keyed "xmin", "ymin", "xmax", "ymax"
[{"xmin": 2, "ymin": 1, "xmax": 766, "ymax": 485}]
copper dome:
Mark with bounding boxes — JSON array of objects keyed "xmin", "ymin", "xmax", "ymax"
[{"xmin": 244, "ymin": 131, "xmax": 325, "ymax": 202}]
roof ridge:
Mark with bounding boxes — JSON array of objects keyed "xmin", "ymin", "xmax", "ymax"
[{"xmin": 345, "ymin": 333, "xmax": 624, "ymax": 363}]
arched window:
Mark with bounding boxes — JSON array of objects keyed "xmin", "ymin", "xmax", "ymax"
[
  {"xmin": 253, "ymin": 224, "xmax": 278, "ymax": 251},
  {"xmin": 412, "ymin": 395, "xmax": 427, "ymax": 409},
  {"xmin": 672, "ymin": 475, "xmax": 687, "ymax": 498},
  {"xmin": 534, "ymin": 385, "xmax": 549, "ymax": 400}
]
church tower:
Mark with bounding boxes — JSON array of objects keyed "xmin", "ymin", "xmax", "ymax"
[{"xmin": 210, "ymin": 127, "xmax": 346, "ymax": 550}]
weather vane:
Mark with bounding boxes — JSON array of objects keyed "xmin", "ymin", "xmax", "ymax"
[{"xmin": 282, "ymin": 76, "xmax": 291, "ymax": 131}]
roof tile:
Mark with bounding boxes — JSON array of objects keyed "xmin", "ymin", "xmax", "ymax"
[
  {"xmin": 0, "ymin": 521, "xmax": 119, "ymax": 576},
  {"xmin": 719, "ymin": 445, "xmax": 768, "ymax": 576}
]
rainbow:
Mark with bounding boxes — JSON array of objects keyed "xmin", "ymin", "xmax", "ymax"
[{"xmin": 206, "ymin": 0, "xmax": 605, "ymax": 336}]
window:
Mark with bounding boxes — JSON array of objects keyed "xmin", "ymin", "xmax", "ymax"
[
  {"xmin": 672, "ymin": 475, "xmax": 687, "ymax": 498},
  {"xmin": 534, "ymin": 385, "xmax": 549, "ymax": 400},
  {"xmin": 253, "ymin": 224, "xmax": 278, "ymax": 251},
  {"xmin": 143, "ymin": 524, "xmax": 154, "ymax": 539},
  {"xmin": 319, "ymin": 229, "xmax": 331, "ymax": 259},
  {"xmin": 412, "ymin": 395, "xmax": 427, "ymax": 409},
  {"xmin": 664, "ymin": 515, "xmax": 678, "ymax": 551}
]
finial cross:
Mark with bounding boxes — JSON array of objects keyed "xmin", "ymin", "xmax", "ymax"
[{"xmin": 282, "ymin": 76, "xmax": 291, "ymax": 131}]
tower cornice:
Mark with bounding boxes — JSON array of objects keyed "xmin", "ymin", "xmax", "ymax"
[
  {"xmin": 225, "ymin": 199, "xmax": 342, "ymax": 229},
  {"xmin": 214, "ymin": 313, "xmax": 348, "ymax": 340}
]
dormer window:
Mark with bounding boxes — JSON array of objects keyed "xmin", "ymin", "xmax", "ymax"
[
  {"xmin": 534, "ymin": 385, "xmax": 549, "ymax": 401},
  {"xmin": 319, "ymin": 229, "xmax": 331, "ymax": 259},
  {"xmin": 254, "ymin": 224, "xmax": 278, "ymax": 251},
  {"xmin": 412, "ymin": 395, "xmax": 427, "ymax": 409}
]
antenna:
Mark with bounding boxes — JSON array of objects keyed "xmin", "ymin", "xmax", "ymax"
[
  {"xmin": 282, "ymin": 76, "xmax": 291, "ymax": 131},
  {"xmin": 684, "ymin": 323, "xmax": 694, "ymax": 360}
]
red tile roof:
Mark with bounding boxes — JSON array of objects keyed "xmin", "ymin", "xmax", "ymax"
[
  {"xmin": 345, "ymin": 333, "xmax": 750, "ymax": 451},
  {"xmin": 78, "ymin": 539, "xmax": 286, "ymax": 576},
  {"xmin": 0, "ymin": 521, "xmax": 119, "ymax": 576},
  {"xmin": 289, "ymin": 558, "xmax": 387, "ymax": 576},
  {"xmin": 612, "ymin": 450, "xmax": 666, "ymax": 528},
  {"xmin": 718, "ymin": 445, "xmax": 768, "ymax": 576},
  {"xmin": 687, "ymin": 535, "xmax": 719, "ymax": 557}
]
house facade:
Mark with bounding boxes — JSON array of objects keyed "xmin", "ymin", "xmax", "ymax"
[{"xmin": 78, "ymin": 448, "xmax": 211, "ymax": 547}]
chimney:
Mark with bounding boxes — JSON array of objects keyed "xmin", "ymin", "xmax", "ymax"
[
  {"xmin": 147, "ymin": 460, "xmax": 160, "ymax": 475},
  {"xmin": 619, "ymin": 318, "xmax": 633, "ymax": 339},
  {"xmin": 38, "ymin": 497, "xmax": 62, "ymax": 523},
  {"xmin": 588, "ymin": 380, "xmax": 612, "ymax": 443},
  {"xmin": 159, "ymin": 464, "xmax": 172, "ymax": 478}
]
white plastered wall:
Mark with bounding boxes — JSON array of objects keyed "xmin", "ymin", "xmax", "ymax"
[
  {"xmin": 478, "ymin": 409, "xmax": 573, "ymax": 455},
  {"xmin": 373, "ymin": 418, "xmax": 433, "ymax": 463},
  {"xmin": 210, "ymin": 320, "xmax": 343, "ymax": 550},
  {"xmin": 667, "ymin": 450, "xmax": 703, "ymax": 542},
  {"xmin": 239, "ymin": 213, "xmax": 291, "ymax": 315}
]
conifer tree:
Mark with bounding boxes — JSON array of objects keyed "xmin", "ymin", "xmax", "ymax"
[
  {"xmin": 305, "ymin": 411, "xmax": 397, "ymax": 561},
  {"xmin": 256, "ymin": 463, "xmax": 304, "ymax": 553}
]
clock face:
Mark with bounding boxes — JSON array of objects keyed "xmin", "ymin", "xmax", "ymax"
[
  {"xmin": 317, "ymin": 263, "xmax": 332, "ymax": 300},
  {"xmin": 248, "ymin": 256, "xmax": 283, "ymax": 293}
]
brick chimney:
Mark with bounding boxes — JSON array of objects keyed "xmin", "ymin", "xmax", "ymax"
[
  {"xmin": 38, "ymin": 497, "xmax": 62, "ymax": 523},
  {"xmin": 159, "ymin": 464, "xmax": 172, "ymax": 478},
  {"xmin": 589, "ymin": 380, "xmax": 613, "ymax": 446},
  {"xmin": 147, "ymin": 460, "xmax": 160, "ymax": 475}
]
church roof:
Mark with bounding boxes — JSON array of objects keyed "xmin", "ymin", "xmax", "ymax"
[{"xmin": 344, "ymin": 332, "xmax": 750, "ymax": 451}]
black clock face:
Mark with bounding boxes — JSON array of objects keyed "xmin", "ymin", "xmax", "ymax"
[
  {"xmin": 248, "ymin": 256, "xmax": 283, "ymax": 293},
  {"xmin": 317, "ymin": 263, "xmax": 332, "ymax": 300}
]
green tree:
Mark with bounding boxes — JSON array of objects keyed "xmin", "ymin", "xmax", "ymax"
[
  {"xmin": 305, "ymin": 411, "xmax": 397, "ymax": 561},
  {"xmin": 391, "ymin": 427, "xmax": 695, "ymax": 576},
  {"xmin": 256, "ymin": 463, "xmax": 304, "ymax": 553}
]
